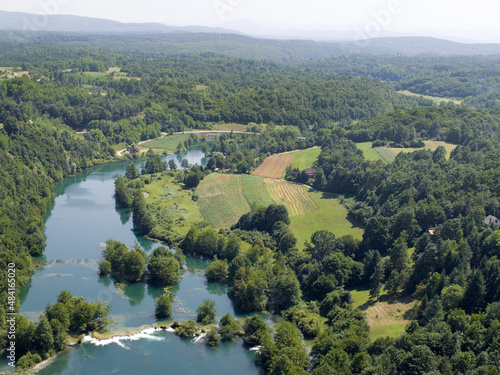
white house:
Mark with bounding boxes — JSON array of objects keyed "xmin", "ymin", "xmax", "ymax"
[{"xmin": 485, "ymin": 215, "xmax": 500, "ymax": 227}]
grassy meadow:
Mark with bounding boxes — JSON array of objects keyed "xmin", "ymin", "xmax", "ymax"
[
  {"xmin": 141, "ymin": 134, "xmax": 192, "ymax": 153},
  {"xmin": 143, "ymin": 174, "xmax": 204, "ymax": 240},
  {"xmin": 288, "ymin": 190, "xmax": 364, "ymax": 249},
  {"xmin": 196, "ymin": 174, "xmax": 274, "ymax": 229},
  {"xmin": 289, "ymin": 147, "xmax": 321, "ymax": 170}
]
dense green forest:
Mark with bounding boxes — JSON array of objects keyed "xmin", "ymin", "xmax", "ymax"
[{"xmin": 2, "ymin": 31, "xmax": 500, "ymax": 373}]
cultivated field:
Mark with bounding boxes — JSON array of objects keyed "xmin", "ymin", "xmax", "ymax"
[
  {"xmin": 213, "ymin": 123, "xmax": 248, "ymax": 132},
  {"xmin": 288, "ymin": 190, "xmax": 364, "ymax": 248},
  {"xmin": 264, "ymin": 179, "xmax": 318, "ymax": 216},
  {"xmin": 241, "ymin": 175, "xmax": 275, "ymax": 208},
  {"xmin": 357, "ymin": 141, "xmax": 457, "ymax": 163},
  {"xmin": 374, "ymin": 147, "xmax": 398, "ymax": 163},
  {"xmin": 355, "ymin": 142, "xmax": 385, "ymax": 162},
  {"xmin": 197, "ymin": 174, "xmax": 273, "ymax": 229},
  {"xmin": 397, "ymin": 90, "xmax": 464, "ymax": 105},
  {"xmin": 141, "ymin": 134, "xmax": 192, "ymax": 153},
  {"xmin": 252, "ymin": 153, "xmax": 294, "ymax": 179},
  {"xmin": 390, "ymin": 141, "xmax": 457, "ymax": 160},
  {"xmin": 289, "ymin": 147, "xmax": 321, "ymax": 170}
]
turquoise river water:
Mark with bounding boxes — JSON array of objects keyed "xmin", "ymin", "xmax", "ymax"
[{"xmin": 1, "ymin": 147, "xmax": 263, "ymax": 375}]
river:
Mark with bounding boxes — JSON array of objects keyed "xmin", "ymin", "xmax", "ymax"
[{"xmin": 1, "ymin": 146, "xmax": 263, "ymax": 374}]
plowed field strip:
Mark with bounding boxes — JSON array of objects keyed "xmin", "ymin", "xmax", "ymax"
[
  {"xmin": 252, "ymin": 154, "xmax": 294, "ymax": 179},
  {"xmin": 264, "ymin": 179, "xmax": 318, "ymax": 216}
]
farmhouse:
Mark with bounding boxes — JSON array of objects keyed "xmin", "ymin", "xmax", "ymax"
[
  {"xmin": 485, "ymin": 215, "xmax": 500, "ymax": 227},
  {"xmin": 305, "ymin": 168, "xmax": 316, "ymax": 178}
]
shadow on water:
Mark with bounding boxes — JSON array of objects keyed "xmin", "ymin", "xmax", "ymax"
[
  {"xmin": 206, "ymin": 281, "xmax": 228, "ymax": 296},
  {"xmin": 115, "ymin": 206, "xmax": 131, "ymax": 225}
]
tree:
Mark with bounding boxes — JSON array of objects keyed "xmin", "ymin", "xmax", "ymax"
[
  {"xmin": 237, "ymin": 160, "xmax": 248, "ymax": 174},
  {"xmin": 201, "ymin": 142, "xmax": 209, "ymax": 154},
  {"xmin": 98, "ymin": 260, "xmax": 112, "ymax": 276},
  {"xmin": 220, "ymin": 313, "xmax": 242, "ymax": 341},
  {"xmin": 271, "ymin": 270, "xmax": 302, "ymax": 312},
  {"xmin": 114, "ymin": 176, "xmax": 131, "ymax": 208},
  {"xmin": 389, "ymin": 232, "xmax": 410, "ymax": 273},
  {"xmin": 207, "ymin": 327, "xmax": 220, "ymax": 347},
  {"xmin": 155, "ymin": 293, "xmax": 173, "ymax": 318},
  {"xmin": 181, "ymin": 159, "xmax": 190, "ymax": 169},
  {"xmin": 33, "ymin": 315, "xmax": 54, "ymax": 355},
  {"xmin": 278, "ymin": 232, "xmax": 297, "ymax": 253},
  {"xmin": 313, "ymin": 169, "xmax": 325, "ymax": 190},
  {"xmin": 441, "ymin": 285, "xmax": 464, "ymax": 310},
  {"xmin": 125, "ymin": 163, "xmax": 140, "ymax": 179},
  {"xmin": 148, "ymin": 247, "xmax": 181, "ymax": 286},
  {"xmin": 3, "ymin": 116, "xmax": 19, "ymax": 135},
  {"xmin": 463, "ymin": 271, "xmax": 486, "ymax": 313},
  {"xmin": 168, "ymin": 159, "xmax": 177, "ymax": 170},
  {"xmin": 123, "ymin": 248, "xmax": 147, "ymax": 282},
  {"xmin": 369, "ymin": 255, "xmax": 384, "ymax": 300},
  {"xmin": 131, "ymin": 189, "xmax": 154, "ymax": 235},
  {"xmin": 273, "ymin": 321, "xmax": 309, "ymax": 371},
  {"xmin": 206, "ymin": 259, "xmax": 228, "ymax": 282},
  {"xmin": 243, "ymin": 315, "xmax": 269, "ymax": 347},
  {"xmin": 196, "ymin": 299, "xmax": 217, "ymax": 325},
  {"xmin": 362, "ymin": 217, "xmax": 391, "ymax": 252},
  {"xmin": 432, "ymin": 145, "xmax": 447, "ymax": 163},
  {"xmin": 306, "ymin": 230, "xmax": 337, "ymax": 261},
  {"xmin": 175, "ymin": 320, "xmax": 197, "ymax": 338}
]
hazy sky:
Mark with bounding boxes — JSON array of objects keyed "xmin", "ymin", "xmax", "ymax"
[{"xmin": 1, "ymin": 0, "xmax": 500, "ymax": 35}]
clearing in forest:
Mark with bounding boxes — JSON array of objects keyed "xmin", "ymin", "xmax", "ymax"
[
  {"xmin": 197, "ymin": 174, "xmax": 273, "ymax": 229},
  {"xmin": 289, "ymin": 147, "xmax": 321, "ymax": 170},
  {"xmin": 141, "ymin": 134, "xmax": 192, "ymax": 153},
  {"xmin": 357, "ymin": 141, "xmax": 457, "ymax": 163},
  {"xmin": 397, "ymin": 90, "xmax": 464, "ymax": 105},
  {"xmin": 252, "ymin": 153, "xmax": 294, "ymax": 179},
  {"xmin": 213, "ymin": 123, "xmax": 248, "ymax": 132},
  {"xmin": 355, "ymin": 142, "xmax": 385, "ymax": 162},
  {"xmin": 288, "ymin": 190, "xmax": 364, "ymax": 248},
  {"xmin": 390, "ymin": 141, "xmax": 457, "ymax": 160},
  {"xmin": 350, "ymin": 288, "xmax": 415, "ymax": 339},
  {"xmin": 264, "ymin": 179, "xmax": 318, "ymax": 216}
]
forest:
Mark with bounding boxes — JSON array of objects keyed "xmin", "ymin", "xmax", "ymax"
[{"xmin": 1, "ymin": 31, "xmax": 500, "ymax": 373}]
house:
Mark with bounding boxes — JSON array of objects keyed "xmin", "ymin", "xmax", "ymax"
[
  {"xmin": 305, "ymin": 168, "xmax": 316, "ymax": 178},
  {"xmin": 485, "ymin": 215, "xmax": 500, "ymax": 227}
]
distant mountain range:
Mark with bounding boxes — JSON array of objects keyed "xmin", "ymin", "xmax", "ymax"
[
  {"xmin": 1, "ymin": 10, "xmax": 500, "ymax": 56},
  {"xmin": 0, "ymin": 10, "xmax": 238, "ymax": 34}
]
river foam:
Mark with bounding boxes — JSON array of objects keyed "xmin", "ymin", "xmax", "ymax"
[{"xmin": 81, "ymin": 327, "xmax": 166, "ymax": 348}]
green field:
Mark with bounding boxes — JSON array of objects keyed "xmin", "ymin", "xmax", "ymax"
[
  {"xmin": 197, "ymin": 174, "xmax": 274, "ymax": 229},
  {"xmin": 397, "ymin": 90, "xmax": 464, "ymax": 105},
  {"xmin": 374, "ymin": 147, "xmax": 397, "ymax": 163},
  {"xmin": 390, "ymin": 141, "xmax": 457, "ymax": 160},
  {"xmin": 350, "ymin": 288, "xmax": 370, "ymax": 308},
  {"xmin": 349, "ymin": 287, "xmax": 413, "ymax": 340},
  {"xmin": 241, "ymin": 175, "xmax": 275, "ymax": 208},
  {"xmin": 370, "ymin": 325, "xmax": 407, "ymax": 340},
  {"xmin": 213, "ymin": 123, "xmax": 248, "ymax": 132},
  {"xmin": 143, "ymin": 174, "xmax": 204, "ymax": 241},
  {"xmin": 355, "ymin": 142, "xmax": 385, "ymax": 162},
  {"xmin": 289, "ymin": 191, "xmax": 364, "ymax": 249},
  {"xmin": 141, "ymin": 134, "xmax": 192, "ymax": 152},
  {"xmin": 357, "ymin": 141, "xmax": 457, "ymax": 163},
  {"xmin": 289, "ymin": 147, "xmax": 321, "ymax": 170}
]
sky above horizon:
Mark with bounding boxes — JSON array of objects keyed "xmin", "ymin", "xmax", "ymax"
[{"xmin": 1, "ymin": 0, "xmax": 499, "ymax": 40}]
